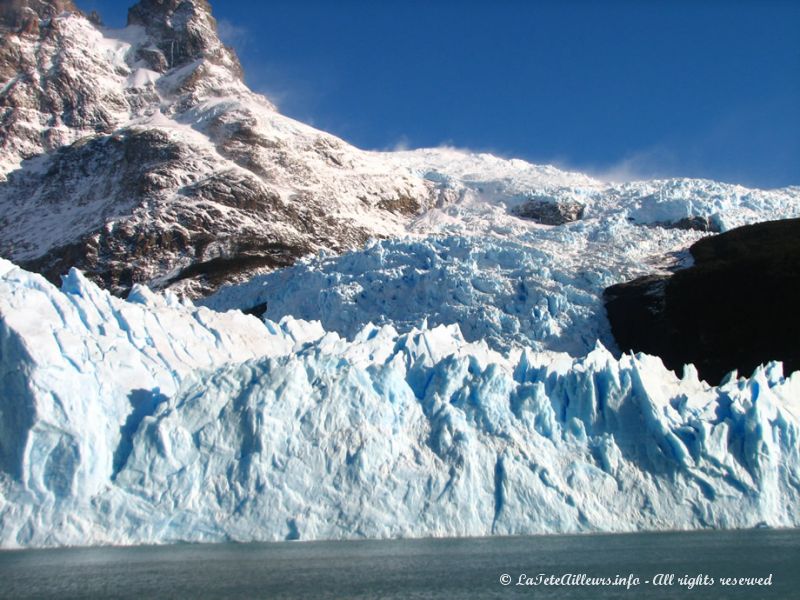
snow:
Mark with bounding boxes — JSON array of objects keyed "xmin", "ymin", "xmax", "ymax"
[
  {"xmin": 4, "ymin": 10, "xmax": 798, "ymax": 294},
  {"xmin": 203, "ymin": 235, "xmax": 619, "ymax": 356},
  {"xmin": 127, "ymin": 68, "xmax": 161, "ymax": 89},
  {"xmin": 202, "ymin": 177, "xmax": 800, "ymax": 359},
  {"xmin": 1, "ymin": 260, "xmax": 799, "ymax": 548}
]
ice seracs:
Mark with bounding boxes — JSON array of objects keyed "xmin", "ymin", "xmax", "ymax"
[
  {"xmin": 201, "ymin": 179, "xmax": 800, "ymax": 360},
  {"xmin": 1, "ymin": 0, "xmax": 800, "ymax": 550},
  {"xmin": 1, "ymin": 259, "xmax": 798, "ymax": 547}
]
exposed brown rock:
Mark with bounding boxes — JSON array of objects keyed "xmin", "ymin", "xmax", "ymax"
[
  {"xmin": 0, "ymin": 0, "xmax": 79, "ymax": 32},
  {"xmin": 127, "ymin": 0, "xmax": 243, "ymax": 77},
  {"xmin": 511, "ymin": 198, "xmax": 585, "ymax": 225}
]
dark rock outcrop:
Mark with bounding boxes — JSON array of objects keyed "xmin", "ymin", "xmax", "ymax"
[
  {"xmin": 128, "ymin": 0, "xmax": 243, "ymax": 76},
  {"xmin": 653, "ymin": 215, "xmax": 722, "ymax": 233},
  {"xmin": 604, "ymin": 218, "xmax": 800, "ymax": 384},
  {"xmin": 511, "ymin": 198, "xmax": 585, "ymax": 225}
]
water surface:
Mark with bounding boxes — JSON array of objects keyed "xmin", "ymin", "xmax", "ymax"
[{"xmin": 1, "ymin": 529, "xmax": 797, "ymax": 599}]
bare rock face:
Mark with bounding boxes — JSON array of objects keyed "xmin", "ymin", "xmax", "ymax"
[
  {"xmin": 652, "ymin": 215, "xmax": 722, "ymax": 233},
  {"xmin": 0, "ymin": 0, "xmax": 435, "ymax": 297},
  {"xmin": 511, "ymin": 198, "xmax": 585, "ymax": 225},
  {"xmin": 0, "ymin": 0, "xmax": 79, "ymax": 31},
  {"xmin": 0, "ymin": 1, "xmax": 132, "ymax": 168},
  {"xmin": 604, "ymin": 218, "xmax": 800, "ymax": 384},
  {"xmin": 127, "ymin": 0, "xmax": 243, "ymax": 77}
]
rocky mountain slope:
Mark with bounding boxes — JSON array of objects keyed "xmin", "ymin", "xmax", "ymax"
[
  {"xmin": 2, "ymin": 0, "xmax": 798, "ymax": 299},
  {"xmin": 0, "ymin": 0, "xmax": 434, "ymax": 296}
]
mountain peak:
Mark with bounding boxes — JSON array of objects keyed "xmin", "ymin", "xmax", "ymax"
[
  {"xmin": 0, "ymin": 0, "xmax": 79, "ymax": 33},
  {"xmin": 127, "ymin": 0, "xmax": 213, "ymax": 28},
  {"xmin": 127, "ymin": 0, "xmax": 242, "ymax": 76}
]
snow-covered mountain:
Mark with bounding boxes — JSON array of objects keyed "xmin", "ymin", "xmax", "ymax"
[
  {"xmin": 1, "ymin": 0, "xmax": 798, "ymax": 298},
  {"xmin": 1, "ymin": 0, "xmax": 799, "ymax": 549},
  {"xmin": 0, "ymin": 0, "xmax": 435, "ymax": 297}
]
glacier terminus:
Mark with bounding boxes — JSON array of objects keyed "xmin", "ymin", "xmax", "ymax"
[
  {"xmin": 1, "ymin": 257, "xmax": 799, "ymax": 547},
  {"xmin": 0, "ymin": 0, "xmax": 799, "ymax": 549}
]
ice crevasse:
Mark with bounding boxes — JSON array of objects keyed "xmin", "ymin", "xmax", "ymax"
[{"xmin": 0, "ymin": 257, "xmax": 799, "ymax": 548}]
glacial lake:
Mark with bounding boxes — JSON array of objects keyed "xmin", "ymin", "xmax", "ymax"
[{"xmin": 0, "ymin": 529, "xmax": 797, "ymax": 599}]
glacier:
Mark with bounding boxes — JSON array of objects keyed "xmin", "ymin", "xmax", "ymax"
[
  {"xmin": 201, "ymin": 182, "xmax": 800, "ymax": 358},
  {"xmin": 1, "ymin": 257, "xmax": 799, "ymax": 548},
  {"xmin": 202, "ymin": 234, "xmax": 619, "ymax": 356},
  {"xmin": 2, "ymin": 0, "xmax": 800, "ymax": 552}
]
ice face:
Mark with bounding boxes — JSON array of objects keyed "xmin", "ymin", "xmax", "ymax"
[
  {"xmin": 1, "ymin": 259, "xmax": 798, "ymax": 547},
  {"xmin": 202, "ymin": 235, "xmax": 618, "ymax": 357},
  {"xmin": 0, "ymin": 260, "xmax": 324, "ymax": 516},
  {"xmin": 2, "ymin": 4, "xmax": 800, "ymax": 551}
]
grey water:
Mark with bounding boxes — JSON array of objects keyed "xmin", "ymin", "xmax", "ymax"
[{"xmin": 0, "ymin": 529, "xmax": 797, "ymax": 599}]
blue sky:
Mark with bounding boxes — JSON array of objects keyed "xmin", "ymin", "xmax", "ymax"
[{"xmin": 80, "ymin": 0, "xmax": 799, "ymax": 188}]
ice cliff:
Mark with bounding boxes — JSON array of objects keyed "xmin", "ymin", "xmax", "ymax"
[
  {"xmin": 1, "ymin": 258, "xmax": 799, "ymax": 548},
  {"xmin": 2, "ymin": 0, "xmax": 800, "ymax": 551}
]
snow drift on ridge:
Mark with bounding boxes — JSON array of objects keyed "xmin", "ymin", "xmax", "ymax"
[{"xmin": 1, "ymin": 259, "xmax": 799, "ymax": 548}]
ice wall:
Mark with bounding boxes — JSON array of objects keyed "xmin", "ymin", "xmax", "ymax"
[{"xmin": 1, "ymin": 260, "xmax": 799, "ymax": 547}]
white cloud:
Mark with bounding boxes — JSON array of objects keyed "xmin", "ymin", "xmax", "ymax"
[
  {"xmin": 385, "ymin": 135, "xmax": 411, "ymax": 152},
  {"xmin": 545, "ymin": 145, "xmax": 683, "ymax": 184},
  {"xmin": 217, "ymin": 19, "xmax": 248, "ymax": 48}
]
